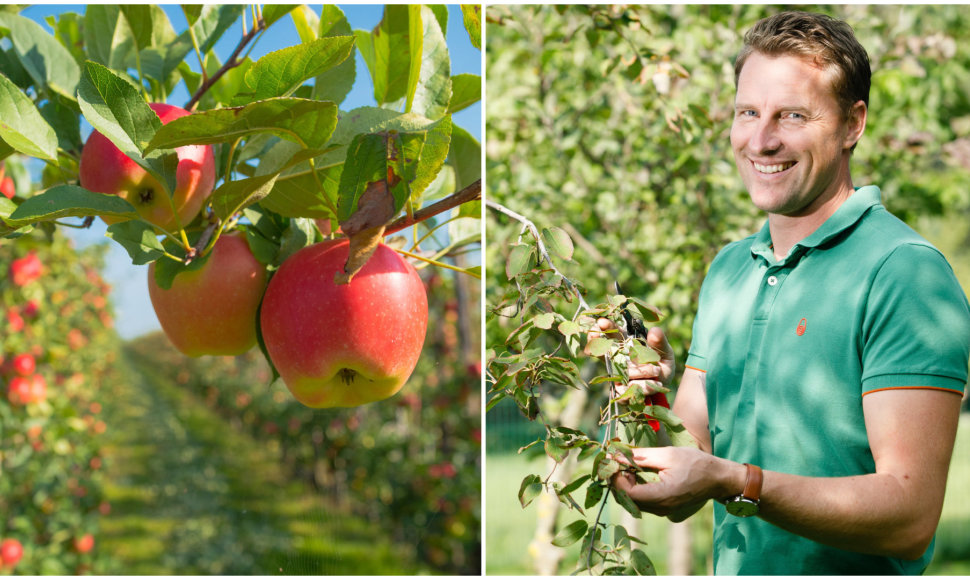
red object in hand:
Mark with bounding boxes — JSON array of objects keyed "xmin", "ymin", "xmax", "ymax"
[{"xmin": 644, "ymin": 392, "xmax": 670, "ymax": 432}]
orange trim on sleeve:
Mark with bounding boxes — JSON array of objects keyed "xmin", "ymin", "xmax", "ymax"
[
  {"xmin": 862, "ymin": 385, "xmax": 965, "ymax": 397},
  {"xmin": 684, "ymin": 365, "xmax": 707, "ymax": 373}
]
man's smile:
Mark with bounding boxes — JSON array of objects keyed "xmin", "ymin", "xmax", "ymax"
[{"xmin": 753, "ymin": 160, "xmax": 797, "ymax": 174}]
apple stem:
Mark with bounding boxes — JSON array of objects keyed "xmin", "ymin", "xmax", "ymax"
[{"xmin": 393, "ymin": 247, "xmax": 481, "ymax": 279}]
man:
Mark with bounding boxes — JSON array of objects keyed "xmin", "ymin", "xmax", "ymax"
[{"xmin": 598, "ymin": 11, "xmax": 970, "ymax": 575}]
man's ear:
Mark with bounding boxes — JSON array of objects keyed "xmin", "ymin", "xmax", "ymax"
[{"xmin": 845, "ymin": 100, "xmax": 867, "ymax": 151}]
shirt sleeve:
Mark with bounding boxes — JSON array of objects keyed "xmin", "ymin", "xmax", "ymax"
[{"xmin": 861, "ymin": 243, "xmax": 970, "ymax": 396}]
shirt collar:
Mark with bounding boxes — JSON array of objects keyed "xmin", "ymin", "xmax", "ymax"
[{"xmin": 750, "ymin": 185, "xmax": 882, "ymax": 264}]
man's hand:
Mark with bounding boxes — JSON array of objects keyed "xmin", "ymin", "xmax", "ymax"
[
  {"xmin": 586, "ymin": 318, "xmax": 676, "ymax": 401},
  {"xmin": 611, "ymin": 446, "xmax": 743, "ymax": 522}
]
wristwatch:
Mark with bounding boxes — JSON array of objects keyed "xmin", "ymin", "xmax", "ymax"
[{"xmin": 725, "ymin": 463, "xmax": 763, "ymax": 517}]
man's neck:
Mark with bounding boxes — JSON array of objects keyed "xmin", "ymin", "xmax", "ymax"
[{"xmin": 767, "ymin": 182, "xmax": 855, "ymax": 262}]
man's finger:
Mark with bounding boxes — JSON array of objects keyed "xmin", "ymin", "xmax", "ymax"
[{"xmin": 647, "ymin": 327, "xmax": 675, "ymax": 360}]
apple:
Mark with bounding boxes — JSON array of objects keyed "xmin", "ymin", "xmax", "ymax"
[
  {"xmin": 0, "ymin": 539, "xmax": 23, "ymax": 569},
  {"xmin": 12, "ymin": 353, "xmax": 35, "ymax": 376},
  {"xmin": 148, "ymin": 232, "xmax": 267, "ymax": 357},
  {"xmin": 260, "ymin": 240, "xmax": 428, "ymax": 408},
  {"xmin": 79, "ymin": 102, "xmax": 216, "ymax": 232},
  {"xmin": 0, "ymin": 175, "xmax": 14, "ymax": 199},
  {"xmin": 73, "ymin": 534, "xmax": 95, "ymax": 554},
  {"xmin": 9, "ymin": 252, "xmax": 43, "ymax": 286},
  {"xmin": 8, "ymin": 374, "xmax": 46, "ymax": 405}
]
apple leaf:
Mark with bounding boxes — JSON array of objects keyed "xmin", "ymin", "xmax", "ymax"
[
  {"xmin": 240, "ymin": 35, "xmax": 356, "ymax": 102},
  {"xmin": 505, "ymin": 243, "xmax": 534, "ymax": 279},
  {"xmin": 355, "ymin": 5, "xmax": 413, "ymax": 106},
  {"xmin": 210, "ymin": 174, "xmax": 279, "ymax": 221},
  {"xmin": 518, "ymin": 474, "xmax": 543, "ymax": 508},
  {"xmin": 0, "ymin": 72, "xmax": 59, "ymax": 161},
  {"xmin": 460, "ymin": 5, "xmax": 481, "ymax": 50},
  {"xmin": 261, "ymin": 5, "xmax": 297, "ymax": 28},
  {"xmin": 0, "ymin": 12, "xmax": 80, "ymax": 103},
  {"xmin": 77, "ymin": 61, "xmax": 179, "ymax": 197},
  {"xmin": 312, "ymin": 6, "xmax": 356, "ymax": 106},
  {"xmin": 289, "ymin": 5, "xmax": 318, "ymax": 42},
  {"xmin": 551, "ymin": 519, "xmax": 589, "ymax": 548},
  {"xmin": 410, "ymin": 5, "xmax": 451, "ymax": 120},
  {"xmin": 612, "ymin": 488, "xmax": 643, "ymax": 519},
  {"xmin": 449, "ymin": 125, "xmax": 481, "ymax": 192},
  {"xmin": 542, "ymin": 226, "xmax": 574, "ymax": 262},
  {"xmin": 4, "ymin": 185, "xmax": 137, "ymax": 227},
  {"xmin": 145, "ymin": 98, "xmax": 339, "ymax": 152},
  {"xmin": 448, "ymin": 74, "xmax": 481, "ymax": 115},
  {"xmin": 105, "ymin": 220, "xmax": 166, "ymax": 265}
]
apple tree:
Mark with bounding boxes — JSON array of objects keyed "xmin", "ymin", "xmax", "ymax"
[
  {"xmin": 0, "ymin": 4, "xmax": 482, "ymax": 408},
  {"xmin": 1, "ymin": 234, "xmax": 120, "ymax": 574},
  {"xmin": 485, "ymin": 4, "xmax": 970, "ymax": 575}
]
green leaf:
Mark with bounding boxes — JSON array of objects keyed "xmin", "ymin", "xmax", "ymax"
[
  {"xmin": 0, "ymin": 72, "xmax": 58, "ymax": 160},
  {"xmin": 544, "ymin": 434, "xmax": 569, "ymax": 463},
  {"xmin": 630, "ymin": 549, "xmax": 657, "ymax": 575},
  {"xmin": 120, "ymin": 5, "xmax": 153, "ymax": 50},
  {"xmin": 77, "ymin": 61, "xmax": 158, "ymax": 156},
  {"xmin": 533, "ymin": 312, "xmax": 556, "ymax": 330},
  {"xmin": 449, "ymin": 73, "xmax": 481, "ymax": 115},
  {"xmin": 77, "ymin": 61, "xmax": 177, "ymax": 195},
  {"xmin": 83, "ymin": 6, "xmax": 130, "ymax": 69},
  {"xmin": 146, "ymin": 98, "xmax": 339, "ymax": 152},
  {"xmin": 460, "ymin": 5, "xmax": 482, "ymax": 50},
  {"xmin": 542, "ymin": 226, "xmax": 574, "ymax": 262},
  {"xmin": 410, "ymin": 5, "xmax": 451, "ymax": 120},
  {"xmin": 0, "ymin": 12, "xmax": 80, "ymax": 101},
  {"xmin": 105, "ymin": 220, "xmax": 165, "ymax": 265},
  {"xmin": 4, "ymin": 185, "xmax": 137, "ymax": 227},
  {"xmin": 518, "ymin": 474, "xmax": 543, "ymax": 508},
  {"xmin": 584, "ymin": 482, "xmax": 604, "ymax": 509},
  {"xmin": 152, "ymin": 249, "xmax": 210, "ymax": 291},
  {"xmin": 630, "ymin": 340, "xmax": 661, "ymax": 364},
  {"xmin": 506, "ymin": 243, "xmax": 534, "ymax": 279},
  {"xmin": 210, "ymin": 173, "xmax": 280, "ymax": 221},
  {"xmin": 312, "ymin": 6, "xmax": 356, "ymax": 106},
  {"xmin": 242, "ymin": 35, "xmax": 355, "ymax": 101},
  {"xmin": 355, "ymin": 5, "xmax": 412, "ymax": 106},
  {"xmin": 448, "ymin": 125, "xmax": 481, "ymax": 191},
  {"xmin": 262, "ymin": 5, "xmax": 297, "ymax": 27},
  {"xmin": 612, "ymin": 488, "xmax": 643, "ymax": 519},
  {"xmin": 551, "ymin": 519, "xmax": 588, "ymax": 547},
  {"xmin": 558, "ymin": 319, "xmax": 582, "ymax": 336},
  {"xmin": 586, "ymin": 337, "xmax": 613, "ymax": 357}
]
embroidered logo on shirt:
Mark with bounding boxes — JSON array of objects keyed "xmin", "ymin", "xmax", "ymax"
[{"xmin": 796, "ymin": 318, "xmax": 807, "ymax": 336}]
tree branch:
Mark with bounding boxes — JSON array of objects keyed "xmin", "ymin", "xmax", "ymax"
[
  {"xmin": 384, "ymin": 179, "xmax": 481, "ymax": 236},
  {"xmin": 185, "ymin": 18, "xmax": 266, "ymax": 111}
]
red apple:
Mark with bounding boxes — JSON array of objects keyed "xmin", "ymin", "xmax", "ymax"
[
  {"xmin": 12, "ymin": 353, "xmax": 35, "ymax": 376},
  {"xmin": 260, "ymin": 240, "xmax": 428, "ymax": 408},
  {"xmin": 0, "ymin": 539, "xmax": 23, "ymax": 568},
  {"xmin": 0, "ymin": 176, "xmax": 14, "ymax": 199},
  {"xmin": 79, "ymin": 102, "xmax": 216, "ymax": 232},
  {"xmin": 73, "ymin": 534, "xmax": 94, "ymax": 554},
  {"xmin": 148, "ymin": 232, "xmax": 267, "ymax": 357},
  {"xmin": 9, "ymin": 252, "xmax": 42, "ymax": 286}
]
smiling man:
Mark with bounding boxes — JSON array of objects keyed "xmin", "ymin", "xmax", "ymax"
[{"xmin": 600, "ymin": 11, "xmax": 970, "ymax": 575}]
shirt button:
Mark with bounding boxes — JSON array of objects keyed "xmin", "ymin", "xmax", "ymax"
[{"xmin": 767, "ymin": 275, "xmax": 778, "ymax": 286}]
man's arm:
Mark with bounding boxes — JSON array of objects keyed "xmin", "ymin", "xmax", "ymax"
[{"xmin": 614, "ymin": 388, "xmax": 962, "ymax": 560}]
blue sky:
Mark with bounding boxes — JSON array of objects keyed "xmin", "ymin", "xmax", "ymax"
[{"xmin": 15, "ymin": 4, "xmax": 482, "ymax": 340}]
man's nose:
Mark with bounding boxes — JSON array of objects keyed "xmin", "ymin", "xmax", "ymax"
[{"xmin": 750, "ymin": 118, "xmax": 782, "ymax": 153}]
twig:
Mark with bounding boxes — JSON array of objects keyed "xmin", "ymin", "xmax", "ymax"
[
  {"xmin": 485, "ymin": 198, "xmax": 590, "ymax": 312},
  {"xmin": 185, "ymin": 17, "xmax": 266, "ymax": 111},
  {"xmin": 385, "ymin": 179, "xmax": 481, "ymax": 236}
]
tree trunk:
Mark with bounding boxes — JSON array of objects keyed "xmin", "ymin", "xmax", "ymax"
[{"xmin": 668, "ymin": 520, "xmax": 693, "ymax": 575}]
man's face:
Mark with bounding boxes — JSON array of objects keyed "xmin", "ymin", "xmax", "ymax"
[{"xmin": 730, "ymin": 51, "xmax": 860, "ymax": 217}]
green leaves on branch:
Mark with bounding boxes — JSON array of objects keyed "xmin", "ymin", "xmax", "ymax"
[
  {"xmin": 0, "ymin": 72, "xmax": 58, "ymax": 160},
  {"xmin": 4, "ymin": 185, "xmax": 137, "ymax": 228},
  {"xmin": 236, "ymin": 35, "xmax": 355, "ymax": 102}
]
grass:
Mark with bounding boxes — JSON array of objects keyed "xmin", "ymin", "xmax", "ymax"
[
  {"xmin": 98, "ymin": 350, "xmax": 424, "ymax": 575},
  {"xmin": 486, "ymin": 415, "xmax": 970, "ymax": 575}
]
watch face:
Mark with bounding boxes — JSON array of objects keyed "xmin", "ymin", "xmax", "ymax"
[{"xmin": 726, "ymin": 498, "xmax": 759, "ymax": 517}]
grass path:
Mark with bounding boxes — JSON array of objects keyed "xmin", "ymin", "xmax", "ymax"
[{"xmin": 97, "ymin": 349, "xmax": 421, "ymax": 575}]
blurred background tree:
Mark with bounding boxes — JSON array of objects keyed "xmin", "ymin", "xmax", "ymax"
[{"xmin": 485, "ymin": 4, "xmax": 970, "ymax": 575}]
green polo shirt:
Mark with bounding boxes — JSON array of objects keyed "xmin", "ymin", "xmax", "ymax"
[{"xmin": 685, "ymin": 185, "xmax": 970, "ymax": 575}]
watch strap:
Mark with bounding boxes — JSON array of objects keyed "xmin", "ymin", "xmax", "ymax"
[{"xmin": 741, "ymin": 463, "xmax": 763, "ymax": 502}]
